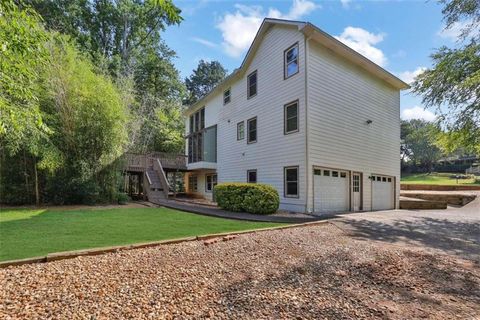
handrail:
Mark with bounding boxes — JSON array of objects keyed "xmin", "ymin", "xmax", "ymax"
[
  {"xmin": 154, "ymin": 158, "xmax": 171, "ymax": 197},
  {"xmin": 145, "ymin": 171, "xmax": 152, "ymax": 185}
]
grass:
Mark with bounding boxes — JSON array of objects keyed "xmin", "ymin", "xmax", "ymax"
[
  {"xmin": 0, "ymin": 206, "xmax": 284, "ymax": 261},
  {"xmin": 401, "ymin": 172, "xmax": 480, "ymax": 185}
]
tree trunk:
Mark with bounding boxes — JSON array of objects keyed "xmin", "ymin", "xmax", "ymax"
[{"xmin": 34, "ymin": 158, "xmax": 40, "ymax": 206}]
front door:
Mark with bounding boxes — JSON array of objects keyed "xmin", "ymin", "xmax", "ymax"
[{"xmin": 352, "ymin": 173, "xmax": 361, "ymax": 211}]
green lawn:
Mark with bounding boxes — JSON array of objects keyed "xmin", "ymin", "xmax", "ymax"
[
  {"xmin": 0, "ymin": 207, "xmax": 283, "ymax": 261},
  {"xmin": 401, "ymin": 173, "xmax": 480, "ymax": 185}
]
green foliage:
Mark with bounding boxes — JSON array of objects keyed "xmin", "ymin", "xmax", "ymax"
[
  {"xmin": 214, "ymin": 183, "xmax": 280, "ymax": 215},
  {"xmin": 117, "ymin": 193, "xmax": 130, "ymax": 205},
  {"xmin": 412, "ymin": 0, "xmax": 480, "ymax": 155},
  {"xmin": 0, "ymin": 0, "xmax": 50, "ymax": 154},
  {"xmin": 401, "ymin": 119, "xmax": 442, "ymax": 172},
  {"xmin": 185, "ymin": 60, "xmax": 227, "ymax": 105}
]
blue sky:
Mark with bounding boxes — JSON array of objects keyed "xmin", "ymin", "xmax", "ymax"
[{"xmin": 163, "ymin": 0, "xmax": 461, "ymax": 120}]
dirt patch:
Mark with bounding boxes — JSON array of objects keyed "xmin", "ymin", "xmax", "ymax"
[{"xmin": 1, "ymin": 224, "xmax": 478, "ymax": 319}]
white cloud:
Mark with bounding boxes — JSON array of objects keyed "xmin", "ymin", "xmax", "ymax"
[
  {"xmin": 191, "ymin": 37, "xmax": 217, "ymax": 48},
  {"xmin": 401, "ymin": 106, "xmax": 436, "ymax": 122},
  {"xmin": 335, "ymin": 27, "xmax": 387, "ymax": 67},
  {"xmin": 340, "ymin": 0, "xmax": 351, "ymax": 9},
  {"xmin": 398, "ymin": 67, "xmax": 426, "ymax": 84},
  {"xmin": 437, "ymin": 20, "xmax": 470, "ymax": 42},
  {"xmin": 216, "ymin": 0, "xmax": 319, "ymax": 57}
]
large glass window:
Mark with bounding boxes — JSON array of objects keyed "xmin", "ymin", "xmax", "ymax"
[
  {"xmin": 237, "ymin": 121, "xmax": 244, "ymax": 140},
  {"xmin": 187, "ymin": 107, "xmax": 214, "ymax": 163},
  {"xmin": 247, "ymin": 71, "xmax": 257, "ymax": 98},
  {"xmin": 284, "ymin": 100, "xmax": 299, "ymax": 134},
  {"xmin": 284, "ymin": 166, "xmax": 299, "ymax": 198},
  {"xmin": 247, "ymin": 117, "xmax": 257, "ymax": 144},
  {"xmin": 247, "ymin": 170, "xmax": 257, "ymax": 183},
  {"xmin": 284, "ymin": 43, "xmax": 299, "ymax": 78}
]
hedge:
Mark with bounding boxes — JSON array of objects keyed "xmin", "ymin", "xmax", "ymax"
[{"xmin": 214, "ymin": 183, "xmax": 280, "ymax": 215}]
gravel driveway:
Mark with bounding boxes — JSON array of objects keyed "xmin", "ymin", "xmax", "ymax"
[{"xmin": 1, "ymin": 210, "xmax": 479, "ymax": 319}]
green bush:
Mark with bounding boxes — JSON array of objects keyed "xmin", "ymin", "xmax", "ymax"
[
  {"xmin": 117, "ymin": 193, "xmax": 130, "ymax": 205},
  {"xmin": 214, "ymin": 183, "xmax": 279, "ymax": 215}
]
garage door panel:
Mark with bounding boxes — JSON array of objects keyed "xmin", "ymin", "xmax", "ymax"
[
  {"xmin": 314, "ymin": 169, "xmax": 349, "ymax": 213},
  {"xmin": 372, "ymin": 175, "xmax": 394, "ymax": 210}
]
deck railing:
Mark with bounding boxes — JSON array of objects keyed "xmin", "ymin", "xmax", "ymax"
[{"xmin": 124, "ymin": 152, "xmax": 187, "ymax": 171}]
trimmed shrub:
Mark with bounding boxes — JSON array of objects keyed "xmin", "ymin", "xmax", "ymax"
[{"xmin": 214, "ymin": 183, "xmax": 279, "ymax": 215}]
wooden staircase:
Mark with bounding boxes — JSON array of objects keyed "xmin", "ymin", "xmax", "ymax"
[{"xmin": 124, "ymin": 152, "xmax": 187, "ymax": 204}]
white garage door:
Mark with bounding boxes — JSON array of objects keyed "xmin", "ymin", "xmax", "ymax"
[
  {"xmin": 372, "ymin": 175, "xmax": 394, "ymax": 210},
  {"xmin": 314, "ymin": 168, "xmax": 349, "ymax": 213}
]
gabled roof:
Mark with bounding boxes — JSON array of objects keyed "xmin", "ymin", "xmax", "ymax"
[{"xmin": 186, "ymin": 18, "xmax": 409, "ymax": 115}]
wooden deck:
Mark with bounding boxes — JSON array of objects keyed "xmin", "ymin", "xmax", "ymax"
[{"xmin": 125, "ymin": 152, "xmax": 187, "ymax": 172}]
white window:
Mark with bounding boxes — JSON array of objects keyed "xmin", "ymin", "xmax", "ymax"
[
  {"xmin": 247, "ymin": 117, "xmax": 257, "ymax": 144},
  {"xmin": 237, "ymin": 121, "xmax": 244, "ymax": 140},
  {"xmin": 284, "ymin": 100, "xmax": 299, "ymax": 134},
  {"xmin": 247, "ymin": 70, "xmax": 257, "ymax": 98},
  {"xmin": 284, "ymin": 43, "xmax": 299, "ymax": 78},
  {"xmin": 247, "ymin": 170, "xmax": 257, "ymax": 183},
  {"xmin": 284, "ymin": 166, "xmax": 299, "ymax": 198},
  {"xmin": 205, "ymin": 174, "xmax": 217, "ymax": 192},
  {"xmin": 223, "ymin": 88, "xmax": 231, "ymax": 105}
]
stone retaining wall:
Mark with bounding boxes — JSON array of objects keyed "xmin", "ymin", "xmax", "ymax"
[{"xmin": 401, "ymin": 184, "xmax": 480, "ymax": 191}]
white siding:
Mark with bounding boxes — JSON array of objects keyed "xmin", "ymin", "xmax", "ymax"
[
  {"xmin": 306, "ymin": 40, "xmax": 401, "ymax": 212},
  {"xmin": 217, "ymin": 25, "xmax": 307, "ymax": 212}
]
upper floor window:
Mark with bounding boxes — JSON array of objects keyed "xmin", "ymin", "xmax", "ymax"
[
  {"xmin": 284, "ymin": 43, "xmax": 299, "ymax": 79},
  {"xmin": 223, "ymin": 88, "xmax": 231, "ymax": 105},
  {"xmin": 247, "ymin": 117, "xmax": 257, "ymax": 144},
  {"xmin": 284, "ymin": 100, "xmax": 299, "ymax": 134},
  {"xmin": 247, "ymin": 170, "xmax": 257, "ymax": 183},
  {"xmin": 189, "ymin": 107, "xmax": 205, "ymax": 133},
  {"xmin": 247, "ymin": 71, "xmax": 257, "ymax": 98},
  {"xmin": 237, "ymin": 121, "xmax": 244, "ymax": 140}
]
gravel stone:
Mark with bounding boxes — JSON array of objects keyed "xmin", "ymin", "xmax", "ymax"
[{"xmin": 1, "ymin": 224, "xmax": 479, "ymax": 319}]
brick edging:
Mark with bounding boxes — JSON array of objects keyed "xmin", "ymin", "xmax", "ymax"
[{"xmin": 0, "ymin": 220, "xmax": 331, "ymax": 268}]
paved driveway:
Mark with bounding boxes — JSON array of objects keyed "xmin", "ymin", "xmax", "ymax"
[{"xmin": 333, "ymin": 192, "xmax": 480, "ymax": 261}]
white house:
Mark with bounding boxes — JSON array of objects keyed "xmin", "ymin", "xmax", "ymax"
[{"xmin": 183, "ymin": 18, "xmax": 409, "ymax": 214}]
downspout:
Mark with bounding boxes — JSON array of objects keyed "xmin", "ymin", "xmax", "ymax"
[{"xmin": 304, "ymin": 35, "xmax": 311, "ymax": 213}]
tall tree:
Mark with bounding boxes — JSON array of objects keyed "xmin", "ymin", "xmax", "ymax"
[
  {"xmin": 185, "ymin": 60, "xmax": 227, "ymax": 105},
  {"xmin": 412, "ymin": 0, "xmax": 480, "ymax": 155},
  {"xmin": 401, "ymin": 120, "xmax": 442, "ymax": 172},
  {"xmin": 0, "ymin": 0, "xmax": 50, "ymax": 155}
]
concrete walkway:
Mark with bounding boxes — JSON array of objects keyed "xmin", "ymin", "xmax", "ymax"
[{"xmin": 153, "ymin": 199, "xmax": 324, "ymax": 223}]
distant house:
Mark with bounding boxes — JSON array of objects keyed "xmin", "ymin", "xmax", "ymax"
[
  {"xmin": 183, "ymin": 18, "xmax": 409, "ymax": 214},
  {"xmin": 436, "ymin": 155, "xmax": 479, "ymax": 173}
]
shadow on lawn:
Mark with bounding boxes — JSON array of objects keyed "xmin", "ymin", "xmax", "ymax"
[
  {"xmin": 338, "ymin": 217, "xmax": 480, "ymax": 261},
  {"xmin": 211, "ymin": 249, "xmax": 480, "ymax": 318}
]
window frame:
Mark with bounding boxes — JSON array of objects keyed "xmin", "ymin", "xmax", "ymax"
[
  {"xmin": 247, "ymin": 70, "xmax": 257, "ymax": 99},
  {"xmin": 284, "ymin": 166, "xmax": 299, "ymax": 198},
  {"xmin": 223, "ymin": 88, "xmax": 231, "ymax": 105},
  {"xmin": 205, "ymin": 174, "xmax": 217, "ymax": 192},
  {"xmin": 247, "ymin": 117, "xmax": 257, "ymax": 144},
  {"xmin": 284, "ymin": 100, "xmax": 299, "ymax": 135},
  {"xmin": 237, "ymin": 121, "xmax": 245, "ymax": 140},
  {"xmin": 188, "ymin": 175, "xmax": 198, "ymax": 192},
  {"xmin": 284, "ymin": 42, "xmax": 299, "ymax": 79},
  {"xmin": 247, "ymin": 169, "xmax": 257, "ymax": 183}
]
